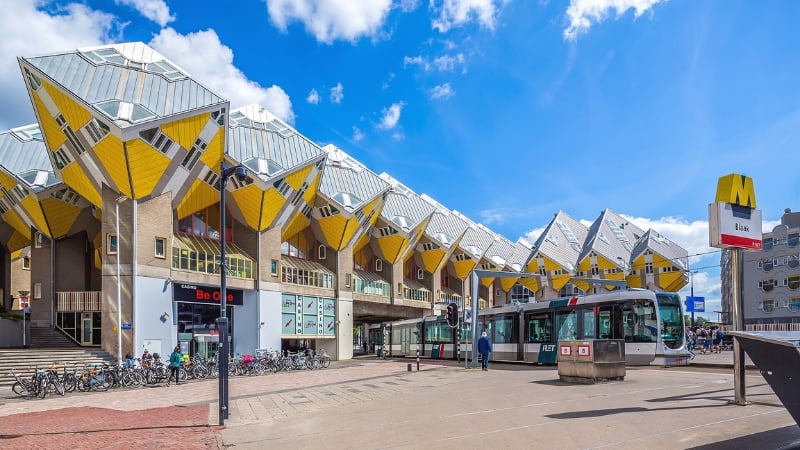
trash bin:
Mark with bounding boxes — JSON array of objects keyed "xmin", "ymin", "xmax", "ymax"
[
  {"xmin": 557, "ymin": 340, "xmax": 625, "ymax": 384},
  {"xmin": 431, "ymin": 344, "xmax": 440, "ymax": 359}
]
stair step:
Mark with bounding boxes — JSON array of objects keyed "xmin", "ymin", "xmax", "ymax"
[{"xmin": 0, "ymin": 348, "xmax": 116, "ymax": 390}]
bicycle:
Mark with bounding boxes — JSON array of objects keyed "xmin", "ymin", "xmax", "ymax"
[{"xmin": 9, "ymin": 368, "xmax": 44, "ymax": 399}]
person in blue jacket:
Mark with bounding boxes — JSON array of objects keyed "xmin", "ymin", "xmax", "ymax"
[
  {"xmin": 167, "ymin": 345, "xmax": 182, "ymax": 385},
  {"xmin": 478, "ymin": 331, "xmax": 492, "ymax": 371}
]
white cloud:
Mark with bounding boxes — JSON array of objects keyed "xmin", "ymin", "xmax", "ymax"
[
  {"xmin": 149, "ymin": 28, "xmax": 296, "ymax": 125},
  {"xmin": 429, "ymin": 83, "xmax": 454, "ymax": 99},
  {"xmin": 403, "ymin": 55, "xmax": 429, "ymax": 70},
  {"xmin": 0, "ymin": 0, "xmax": 121, "ymax": 130},
  {"xmin": 266, "ymin": 0, "xmax": 392, "ymax": 44},
  {"xmin": 564, "ymin": 0, "xmax": 666, "ymax": 41},
  {"xmin": 115, "ymin": 0, "xmax": 174, "ymax": 27},
  {"xmin": 352, "ymin": 126, "xmax": 364, "ymax": 142},
  {"xmin": 377, "ymin": 102, "xmax": 404, "ymax": 130},
  {"xmin": 329, "ymin": 82, "xmax": 344, "ymax": 104},
  {"xmin": 430, "ymin": 0, "xmax": 504, "ymax": 33},
  {"xmin": 432, "ymin": 53, "xmax": 466, "ymax": 72},
  {"xmin": 306, "ymin": 88, "xmax": 320, "ymax": 104}
]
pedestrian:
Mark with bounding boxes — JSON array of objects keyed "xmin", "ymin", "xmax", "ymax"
[
  {"xmin": 478, "ymin": 331, "xmax": 492, "ymax": 371},
  {"xmin": 685, "ymin": 326, "xmax": 696, "ymax": 360},
  {"xmin": 23, "ymin": 304, "xmax": 31, "ymax": 321},
  {"xmin": 167, "ymin": 345, "xmax": 182, "ymax": 386},
  {"xmin": 141, "ymin": 348, "xmax": 153, "ymax": 368}
]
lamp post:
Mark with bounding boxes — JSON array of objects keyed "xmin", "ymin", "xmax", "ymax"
[
  {"xmin": 115, "ymin": 196, "xmax": 127, "ymax": 370},
  {"xmin": 217, "ymin": 162, "xmax": 246, "ymax": 426},
  {"xmin": 19, "ymin": 290, "xmax": 30, "ymax": 348},
  {"xmin": 689, "ymin": 269, "xmax": 698, "ymax": 328}
]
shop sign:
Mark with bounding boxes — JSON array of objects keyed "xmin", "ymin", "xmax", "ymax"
[{"xmin": 173, "ymin": 283, "xmax": 243, "ymax": 305}]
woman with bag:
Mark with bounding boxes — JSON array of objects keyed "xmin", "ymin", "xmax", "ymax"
[{"xmin": 167, "ymin": 346, "xmax": 182, "ymax": 386}]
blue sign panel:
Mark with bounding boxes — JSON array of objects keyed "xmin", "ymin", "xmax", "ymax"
[
  {"xmin": 121, "ymin": 323, "xmax": 132, "ymax": 330},
  {"xmin": 686, "ymin": 296, "xmax": 705, "ymax": 313}
]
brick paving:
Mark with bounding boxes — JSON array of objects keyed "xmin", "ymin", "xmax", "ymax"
[
  {"xmin": 0, "ymin": 405, "xmax": 219, "ymax": 449},
  {"xmin": 0, "ymin": 352, "xmax": 765, "ymax": 449}
]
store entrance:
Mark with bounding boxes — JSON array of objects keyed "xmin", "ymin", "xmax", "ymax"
[{"xmin": 176, "ymin": 302, "xmax": 233, "ymax": 359}]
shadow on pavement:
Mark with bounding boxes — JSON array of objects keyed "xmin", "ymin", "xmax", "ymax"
[{"xmin": 687, "ymin": 425, "xmax": 800, "ymax": 450}]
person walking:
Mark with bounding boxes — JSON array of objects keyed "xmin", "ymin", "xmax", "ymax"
[
  {"xmin": 478, "ymin": 331, "xmax": 492, "ymax": 371},
  {"xmin": 167, "ymin": 345, "xmax": 182, "ymax": 386}
]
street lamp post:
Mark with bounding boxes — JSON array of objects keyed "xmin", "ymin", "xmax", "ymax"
[
  {"xmin": 217, "ymin": 162, "xmax": 246, "ymax": 426},
  {"xmin": 20, "ymin": 290, "xmax": 30, "ymax": 348},
  {"xmin": 115, "ymin": 196, "xmax": 127, "ymax": 371}
]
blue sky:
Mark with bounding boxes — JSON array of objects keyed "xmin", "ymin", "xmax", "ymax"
[{"xmin": 2, "ymin": 0, "xmax": 799, "ymax": 320}]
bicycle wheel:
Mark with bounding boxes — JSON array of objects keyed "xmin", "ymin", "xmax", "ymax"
[
  {"xmin": 50, "ymin": 378, "xmax": 65, "ymax": 396},
  {"xmin": 12, "ymin": 381, "xmax": 30, "ymax": 397},
  {"xmin": 322, "ymin": 358, "xmax": 331, "ymax": 369},
  {"xmin": 37, "ymin": 377, "xmax": 48, "ymax": 399},
  {"xmin": 62, "ymin": 373, "xmax": 77, "ymax": 393}
]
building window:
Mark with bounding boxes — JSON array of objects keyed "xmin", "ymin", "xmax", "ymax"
[
  {"xmin": 787, "ymin": 275, "xmax": 800, "ymax": 290},
  {"xmin": 788, "ymin": 298, "xmax": 800, "ymax": 313},
  {"xmin": 763, "ymin": 237, "xmax": 773, "ymax": 251},
  {"xmin": 317, "ymin": 245, "xmax": 326, "ymax": 260},
  {"xmin": 375, "ymin": 259, "xmax": 383, "ymax": 272},
  {"xmin": 34, "ymin": 232, "xmax": 44, "ymax": 248},
  {"xmin": 155, "ymin": 237, "xmax": 166, "ymax": 259},
  {"xmin": 270, "ymin": 259, "xmax": 278, "ymax": 276},
  {"xmin": 344, "ymin": 273, "xmax": 351, "ymax": 288},
  {"xmin": 107, "ymin": 233, "xmax": 118, "ymax": 254},
  {"xmin": 34, "ymin": 282, "xmax": 42, "ymax": 299},
  {"xmin": 762, "ymin": 258, "xmax": 774, "ymax": 272},
  {"xmin": 759, "ymin": 299, "xmax": 775, "ymax": 314},
  {"xmin": 22, "ymin": 257, "xmax": 31, "ymax": 270},
  {"xmin": 645, "ymin": 262, "xmax": 654, "ymax": 274},
  {"xmin": 759, "ymin": 278, "xmax": 777, "ymax": 292}
]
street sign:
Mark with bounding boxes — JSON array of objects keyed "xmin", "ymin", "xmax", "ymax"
[
  {"xmin": 121, "ymin": 323, "xmax": 132, "ymax": 330},
  {"xmin": 686, "ymin": 296, "xmax": 705, "ymax": 313}
]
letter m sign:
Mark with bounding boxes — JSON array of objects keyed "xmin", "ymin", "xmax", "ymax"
[{"xmin": 715, "ymin": 173, "xmax": 757, "ymax": 208}]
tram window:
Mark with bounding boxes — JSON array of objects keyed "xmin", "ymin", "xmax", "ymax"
[
  {"xmin": 623, "ymin": 300, "xmax": 659, "ymax": 343},
  {"xmin": 556, "ymin": 310, "xmax": 577, "ymax": 341},
  {"xmin": 598, "ymin": 307, "xmax": 614, "ymax": 339},
  {"xmin": 580, "ymin": 308, "xmax": 596, "ymax": 339},
  {"xmin": 492, "ymin": 316, "xmax": 514, "ymax": 343},
  {"xmin": 527, "ymin": 313, "xmax": 552, "ymax": 343}
]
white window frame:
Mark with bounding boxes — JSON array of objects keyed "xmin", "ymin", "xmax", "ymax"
[{"xmin": 154, "ymin": 237, "xmax": 166, "ymax": 259}]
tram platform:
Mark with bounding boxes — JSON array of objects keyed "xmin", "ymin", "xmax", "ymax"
[{"xmin": 2, "ymin": 354, "xmax": 798, "ymax": 449}]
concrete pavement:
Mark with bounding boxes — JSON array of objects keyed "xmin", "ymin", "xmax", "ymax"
[{"xmin": 1, "ymin": 353, "xmax": 798, "ymax": 449}]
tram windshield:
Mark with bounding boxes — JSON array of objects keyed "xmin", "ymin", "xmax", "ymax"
[{"xmin": 656, "ymin": 293, "xmax": 685, "ymax": 349}]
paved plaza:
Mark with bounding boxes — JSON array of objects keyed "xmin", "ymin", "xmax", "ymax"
[{"xmin": 1, "ymin": 352, "xmax": 798, "ymax": 449}]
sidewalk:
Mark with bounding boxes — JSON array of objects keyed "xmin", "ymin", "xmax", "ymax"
[{"xmin": 1, "ymin": 355, "xmax": 796, "ymax": 449}]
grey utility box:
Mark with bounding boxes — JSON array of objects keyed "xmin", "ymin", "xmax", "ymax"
[{"xmin": 557, "ymin": 340, "xmax": 625, "ymax": 384}]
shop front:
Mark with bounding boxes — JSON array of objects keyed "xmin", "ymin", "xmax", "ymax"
[
  {"xmin": 281, "ymin": 293, "xmax": 336, "ymax": 353},
  {"xmin": 173, "ymin": 283, "xmax": 243, "ymax": 359}
]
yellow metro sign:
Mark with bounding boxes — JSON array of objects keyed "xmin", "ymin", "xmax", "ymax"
[{"xmin": 715, "ymin": 173, "xmax": 757, "ymax": 208}]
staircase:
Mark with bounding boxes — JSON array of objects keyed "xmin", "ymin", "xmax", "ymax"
[
  {"xmin": 29, "ymin": 325, "xmax": 80, "ymax": 348},
  {"xmin": 0, "ymin": 347, "xmax": 116, "ymax": 391}
]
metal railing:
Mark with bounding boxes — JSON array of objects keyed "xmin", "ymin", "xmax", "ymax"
[{"xmin": 56, "ymin": 291, "xmax": 101, "ymax": 312}]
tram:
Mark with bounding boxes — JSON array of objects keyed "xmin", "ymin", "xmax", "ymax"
[{"xmin": 386, "ymin": 289, "xmax": 692, "ymax": 367}]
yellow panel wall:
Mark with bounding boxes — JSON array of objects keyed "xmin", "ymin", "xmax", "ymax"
[
  {"xmin": 420, "ymin": 248, "xmax": 446, "ymax": 273},
  {"xmin": 285, "ymin": 165, "xmax": 314, "ymax": 191},
  {"xmin": 176, "ymin": 179, "xmax": 219, "ymax": 219},
  {"xmin": 282, "ymin": 211, "xmax": 310, "ymax": 242},
  {"xmin": 32, "ymin": 93, "xmax": 66, "ymax": 151},
  {"xmin": 41, "ymin": 198, "xmax": 82, "ymax": 238},
  {"xmin": 6, "ymin": 231, "xmax": 30, "ymax": 253},
  {"xmin": 318, "ymin": 214, "xmax": 347, "ymax": 249},
  {"xmin": 376, "ymin": 234, "xmax": 406, "ymax": 264},
  {"xmin": 127, "ymin": 138, "xmax": 170, "ymax": 199},
  {"xmin": 452, "ymin": 259, "xmax": 476, "ymax": 280},
  {"xmin": 231, "ymin": 184, "xmax": 265, "ymax": 230},
  {"xmin": 353, "ymin": 232, "xmax": 370, "ymax": 253},
  {"xmin": 199, "ymin": 125, "xmax": 224, "ymax": 169},
  {"xmin": 20, "ymin": 197, "xmax": 48, "ymax": 235},
  {"xmin": 259, "ymin": 189, "xmax": 286, "ymax": 231},
  {"xmin": 93, "ymin": 134, "xmax": 131, "ymax": 197},
  {"xmin": 160, "ymin": 113, "xmax": 207, "ymax": 151},
  {"xmin": 499, "ymin": 277, "xmax": 520, "ymax": 292},
  {"xmin": 43, "ymin": 81, "xmax": 91, "ymax": 130},
  {"xmin": 2, "ymin": 211, "xmax": 31, "ymax": 238},
  {"xmin": 518, "ymin": 277, "xmax": 540, "ymax": 292},
  {"xmin": 61, "ymin": 164, "xmax": 101, "ymax": 207}
]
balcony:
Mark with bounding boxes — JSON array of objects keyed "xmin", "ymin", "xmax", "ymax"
[
  {"xmin": 281, "ymin": 256, "xmax": 334, "ymax": 289},
  {"xmin": 353, "ymin": 270, "xmax": 390, "ymax": 297},
  {"xmin": 56, "ymin": 291, "xmax": 101, "ymax": 312}
]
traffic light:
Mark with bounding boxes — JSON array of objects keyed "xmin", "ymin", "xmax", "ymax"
[{"xmin": 447, "ymin": 303, "xmax": 458, "ymax": 327}]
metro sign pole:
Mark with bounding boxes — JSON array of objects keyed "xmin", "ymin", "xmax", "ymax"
[{"xmin": 708, "ymin": 173, "xmax": 762, "ymax": 406}]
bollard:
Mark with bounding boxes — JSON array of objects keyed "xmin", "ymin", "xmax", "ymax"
[
  {"xmin": 416, "ymin": 348, "xmax": 420, "ymax": 371},
  {"xmin": 407, "ymin": 363, "xmax": 412, "ymax": 372}
]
